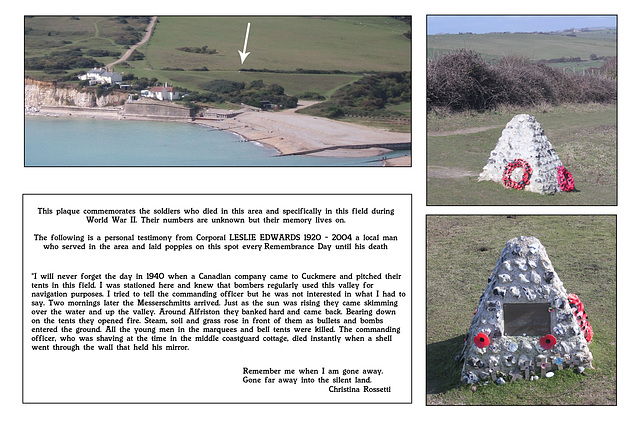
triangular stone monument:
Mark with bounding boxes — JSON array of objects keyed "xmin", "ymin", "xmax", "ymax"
[
  {"xmin": 478, "ymin": 114, "xmax": 572, "ymax": 194},
  {"xmin": 461, "ymin": 236, "xmax": 593, "ymax": 384}
]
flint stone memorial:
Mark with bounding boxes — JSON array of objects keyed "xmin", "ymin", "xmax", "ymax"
[
  {"xmin": 461, "ymin": 236, "xmax": 593, "ymax": 384},
  {"xmin": 478, "ymin": 114, "xmax": 574, "ymax": 194}
]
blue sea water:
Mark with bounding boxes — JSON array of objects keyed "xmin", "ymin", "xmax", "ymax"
[{"xmin": 25, "ymin": 116, "xmax": 409, "ymax": 166}]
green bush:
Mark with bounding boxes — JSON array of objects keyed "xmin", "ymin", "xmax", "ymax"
[
  {"xmin": 25, "ymin": 48, "xmax": 103, "ymax": 71},
  {"xmin": 298, "ymin": 71, "xmax": 410, "ymax": 117},
  {"xmin": 299, "ymin": 91, "xmax": 326, "ymax": 100},
  {"xmin": 194, "ymin": 79, "xmax": 298, "ymax": 109}
]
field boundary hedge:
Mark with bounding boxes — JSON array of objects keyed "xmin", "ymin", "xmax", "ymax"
[{"xmin": 427, "ymin": 50, "xmax": 616, "ymax": 112}]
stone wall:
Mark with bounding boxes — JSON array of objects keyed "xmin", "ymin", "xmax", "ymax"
[
  {"xmin": 202, "ymin": 108, "xmax": 243, "ymax": 119},
  {"xmin": 124, "ymin": 99, "xmax": 193, "ymax": 120}
]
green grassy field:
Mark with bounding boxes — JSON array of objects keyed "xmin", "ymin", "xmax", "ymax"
[
  {"xmin": 426, "ymin": 215, "xmax": 617, "ymax": 405},
  {"xmin": 141, "ymin": 17, "xmax": 410, "ymax": 74},
  {"xmin": 427, "ymin": 103, "xmax": 617, "ymax": 205},
  {"xmin": 427, "ymin": 30, "xmax": 616, "ymax": 71},
  {"xmin": 132, "ymin": 16, "xmax": 410, "ymax": 98}
]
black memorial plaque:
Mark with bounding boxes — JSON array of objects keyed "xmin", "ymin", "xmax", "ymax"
[{"xmin": 503, "ymin": 303, "xmax": 550, "ymax": 336}]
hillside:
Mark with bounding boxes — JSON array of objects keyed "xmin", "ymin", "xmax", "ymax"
[
  {"xmin": 25, "ymin": 16, "xmax": 411, "ymax": 121},
  {"xmin": 427, "ymin": 29, "xmax": 616, "ymax": 72},
  {"xmin": 25, "ymin": 16, "xmax": 410, "ymax": 94}
]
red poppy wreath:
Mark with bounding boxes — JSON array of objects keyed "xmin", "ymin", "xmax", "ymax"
[
  {"xmin": 502, "ymin": 159, "xmax": 532, "ymax": 190},
  {"xmin": 568, "ymin": 293, "xmax": 593, "ymax": 342},
  {"xmin": 557, "ymin": 166, "xmax": 575, "ymax": 192}
]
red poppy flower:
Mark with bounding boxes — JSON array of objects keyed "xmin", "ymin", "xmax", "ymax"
[
  {"xmin": 540, "ymin": 334, "xmax": 556, "ymax": 349},
  {"xmin": 473, "ymin": 332, "xmax": 490, "ymax": 348}
]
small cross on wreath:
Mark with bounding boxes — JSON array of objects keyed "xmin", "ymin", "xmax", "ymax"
[{"xmin": 502, "ymin": 159, "xmax": 532, "ymax": 190}]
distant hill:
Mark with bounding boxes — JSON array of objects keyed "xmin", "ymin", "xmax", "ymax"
[{"xmin": 427, "ymin": 29, "xmax": 616, "ymax": 72}]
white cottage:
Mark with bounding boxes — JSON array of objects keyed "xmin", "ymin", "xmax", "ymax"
[
  {"xmin": 143, "ymin": 82, "xmax": 180, "ymax": 101},
  {"xmin": 78, "ymin": 68, "xmax": 123, "ymax": 85}
]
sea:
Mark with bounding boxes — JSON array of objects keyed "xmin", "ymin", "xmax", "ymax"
[{"xmin": 25, "ymin": 116, "xmax": 410, "ymax": 166}]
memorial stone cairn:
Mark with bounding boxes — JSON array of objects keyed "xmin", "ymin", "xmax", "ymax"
[
  {"xmin": 478, "ymin": 114, "xmax": 575, "ymax": 194},
  {"xmin": 460, "ymin": 236, "xmax": 593, "ymax": 384}
]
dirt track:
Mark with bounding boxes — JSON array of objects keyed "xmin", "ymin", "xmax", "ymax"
[
  {"xmin": 427, "ymin": 125, "xmax": 501, "ymax": 137},
  {"xmin": 427, "ymin": 166, "xmax": 476, "ymax": 179},
  {"xmin": 106, "ymin": 16, "xmax": 157, "ymax": 69}
]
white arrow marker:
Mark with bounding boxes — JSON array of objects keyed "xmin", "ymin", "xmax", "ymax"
[{"xmin": 238, "ymin": 22, "xmax": 251, "ymax": 64}]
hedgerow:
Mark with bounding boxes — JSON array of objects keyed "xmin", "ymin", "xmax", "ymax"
[{"xmin": 427, "ymin": 50, "xmax": 616, "ymax": 112}]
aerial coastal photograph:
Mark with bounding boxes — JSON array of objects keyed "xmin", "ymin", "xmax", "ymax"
[{"xmin": 24, "ymin": 16, "xmax": 411, "ymax": 166}]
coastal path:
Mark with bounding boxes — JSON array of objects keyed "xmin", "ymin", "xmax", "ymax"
[{"xmin": 106, "ymin": 16, "xmax": 157, "ymax": 69}]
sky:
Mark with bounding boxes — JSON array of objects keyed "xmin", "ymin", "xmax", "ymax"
[{"xmin": 427, "ymin": 15, "xmax": 617, "ymax": 35}]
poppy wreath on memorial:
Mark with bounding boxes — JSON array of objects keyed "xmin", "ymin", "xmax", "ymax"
[
  {"xmin": 502, "ymin": 159, "xmax": 532, "ymax": 190},
  {"xmin": 557, "ymin": 166, "xmax": 575, "ymax": 192},
  {"xmin": 568, "ymin": 293, "xmax": 593, "ymax": 343}
]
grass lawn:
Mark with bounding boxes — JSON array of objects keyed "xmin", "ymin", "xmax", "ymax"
[
  {"xmin": 427, "ymin": 103, "xmax": 617, "ymax": 205},
  {"xmin": 426, "ymin": 215, "xmax": 616, "ymax": 405},
  {"xmin": 120, "ymin": 16, "xmax": 410, "ymax": 97},
  {"xmin": 143, "ymin": 16, "xmax": 410, "ymax": 73},
  {"xmin": 427, "ymin": 31, "xmax": 616, "ymax": 64}
]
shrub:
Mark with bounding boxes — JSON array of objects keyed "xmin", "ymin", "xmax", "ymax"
[
  {"xmin": 129, "ymin": 51, "xmax": 145, "ymax": 61},
  {"xmin": 299, "ymin": 91, "xmax": 326, "ymax": 100},
  {"xmin": 600, "ymin": 57, "xmax": 617, "ymax": 80},
  {"xmin": 297, "ymin": 71, "xmax": 410, "ymax": 118},
  {"xmin": 177, "ymin": 46, "xmax": 218, "ymax": 55},
  {"xmin": 427, "ymin": 50, "xmax": 503, "ymax": 111},
  {"xmin": 24, "ymin": 49, "xmax": 103, "ymax": 71},
  {"xmin": 427, "ymin": 49, "xmax": 617, "ymax": 112},
  {"xmin": 195, "ymin": 79, "xmax": 298, "ymax": 109},
  {"xmin": 85, "ymin": 49, "xmax": 120, "ymax": 57},
  {"xmin": 283, "ymin": 97, "xmax": 298, "ymax": 109},
  {"xmin": 202, "ymin": 80, "xmax": 245, "ymax": 94},
  {"xmin": 328, "ymin": 106, "xmax": 345, "ymax": 118},
  {"xmin": 497, "ymin": 55, "xmax": 565, "ymax": 106}
]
